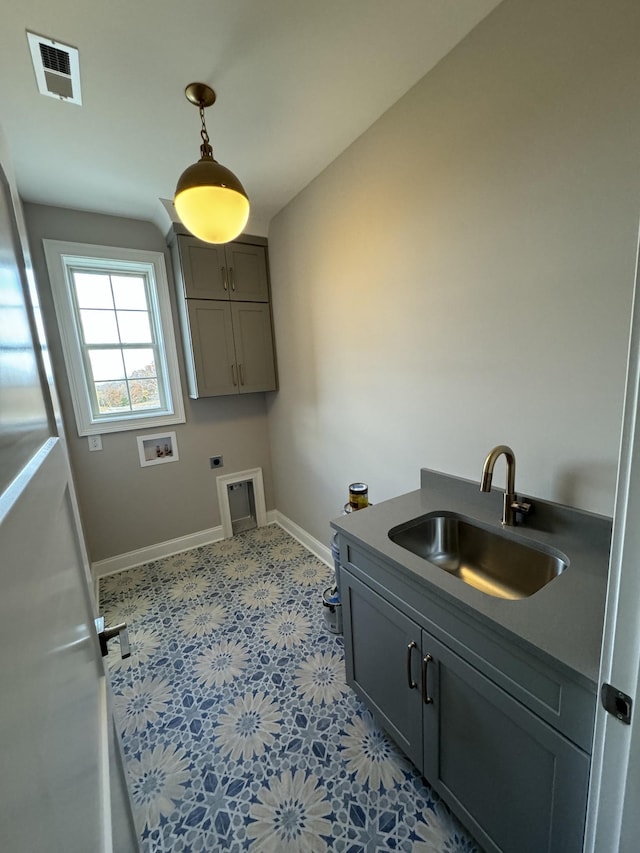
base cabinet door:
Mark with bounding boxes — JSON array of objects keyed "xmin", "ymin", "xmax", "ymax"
[
  {"xmin": 342, "ymin": 570, "xmax": 423, "ymax": 769},
  {"xmin": 422, "ymin": 630, "xmax": 590, "ymax": 853}
]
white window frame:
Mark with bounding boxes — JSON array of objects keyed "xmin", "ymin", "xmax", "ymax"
[{"xmin": 43, "ymin": 240, "xmax": 185, "ymax": 436}]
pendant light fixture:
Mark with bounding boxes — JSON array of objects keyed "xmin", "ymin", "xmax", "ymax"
[{"xmin": 174, "ymin": 82, "xmax": 250, "ymax": 244}]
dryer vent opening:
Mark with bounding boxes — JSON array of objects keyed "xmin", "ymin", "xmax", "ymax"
[
  {"xmin": 216, "ymin": 467, "xmax": 267, "ymax": 540},
  {"xmin": 227, "ymin": 480, "xmax": 257, "ymax": 536}
]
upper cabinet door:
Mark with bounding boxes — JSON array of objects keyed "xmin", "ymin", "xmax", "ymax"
[
  {"xmin": 178, "ymin": 236, "xmax": 228, "ymax": 299},
  {"xmin": 186, "ymin": 300, "xmax": 238, "ymax": 396},
  {"xmin": 231, "ymin": 303, "xmax": 277, "ymax": 394},
  {"xmin": 226, "ymin": 243, "xmax": 269, "ymax": 302}
]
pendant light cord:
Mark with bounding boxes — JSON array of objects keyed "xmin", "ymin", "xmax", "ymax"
[{"xmin": 199, "ymin": 103, "xmax": 214, "ymax": 160}]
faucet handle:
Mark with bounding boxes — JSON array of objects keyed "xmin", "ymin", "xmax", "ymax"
[{"xmin": 511, "ymin": 500, "xmax": 532, "ymax": 518}]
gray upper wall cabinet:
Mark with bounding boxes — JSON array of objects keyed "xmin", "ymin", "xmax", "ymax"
[
  {"xmin": 168, "ymin": 228, "xmax": 277, "ymax": 398},
  {"xmin": 175, "ymin": 234, "xmax": 269, "ymax": 303}
]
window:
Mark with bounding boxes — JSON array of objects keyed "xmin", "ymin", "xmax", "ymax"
[{"xmin": 43, "ymin": 240, "xmax": 185, "ymax": 435}]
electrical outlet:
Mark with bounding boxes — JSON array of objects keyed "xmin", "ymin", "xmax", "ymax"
[
  {"xmin": 88, "ymin": 435, "xmax": 102, "ymax": 452},
  {"xmin": 210, "ymin": 455, "xmax": 223, "ymax": 469}
]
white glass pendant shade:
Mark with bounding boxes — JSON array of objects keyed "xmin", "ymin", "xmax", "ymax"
[{"xmin": 174, "ymin": 158, "xmax": 250, "ymax": 244}]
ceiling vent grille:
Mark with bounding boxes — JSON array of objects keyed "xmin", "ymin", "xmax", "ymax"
[
  {"xmin": 27, "ymin": 32, "xmax": 82, "ymax": 105},
  {"xmin": 40, "ymin": 43, "xmax": 71, "ymax": 76}
]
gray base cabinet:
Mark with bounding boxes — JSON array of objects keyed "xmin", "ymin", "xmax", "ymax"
[
  {"xmin": 341, "ymin": 562, "xmax": 591, "ymax": 853},
  {"xmin": 169, "ymin": 228, "xmax": 277, "ymax": 398}
]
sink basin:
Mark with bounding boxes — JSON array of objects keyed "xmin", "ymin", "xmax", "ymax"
[{"xmin": 388, "ymin": 511, "xmax": 568, "ymax": 600}]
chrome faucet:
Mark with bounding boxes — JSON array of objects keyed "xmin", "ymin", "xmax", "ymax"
[{"xmin": 480, "ymin": 445, "xmax": 532, "ymax": 526}]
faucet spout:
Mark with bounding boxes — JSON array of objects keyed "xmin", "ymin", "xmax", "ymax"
[
  {"xmin": 480, "ymin": 445, "xmax": 530, "ymax": 526},
  {"xmin": 481, "ymin": 444, "xmax": 516, "ymax": 495}
]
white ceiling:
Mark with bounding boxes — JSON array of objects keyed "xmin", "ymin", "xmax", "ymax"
[{"xmin": 1, "ymin": 0, "xmax": 502, "ymax": 236}]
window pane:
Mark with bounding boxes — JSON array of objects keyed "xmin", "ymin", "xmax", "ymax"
[
  {"xmin": 80, "ymin": 309, "xmax": 119, "ymax": 344},
  {"xmin": 73, "ymin": 273, "xmax": 114, "ymax": 309},
  {"xmin": 111, "ymin": 276, "xmax": 148, "ymax": 310},
  {"xmin": 88, "ymin": 349, "xmax": 125, "ymax": 382},
  {"xmin": 95, "ymin": 380, "xmax": 131, "ymax": 414},
  {"xmin": 117, "ymin": 310, "xmax": 151, "ymax": 343},
  {"xmin": 123, "ymin": 348, "xmax": 156, "ymax": 379},
  {"xmin": 130, "ymin": 377, "xmax": 160, "ymax": 410}
]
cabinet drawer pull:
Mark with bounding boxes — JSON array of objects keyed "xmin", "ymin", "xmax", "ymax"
[
  {"xmin": 229, "ymin": 267, "xmax": 235, "ymax": 291},
  {"xmin": 231, "ymin": 364, "xmax": 237, "ymax": 386},
  {"xmin": 221, "ymin": 266, "xmax": 228, "ymax": 291},
  {"xmin": 422, "ymin": 654, "xmax": 434, "ymax": 705},
  {"xmin": 406, "ymin": 641, "xmax": 418, "ymax": 689},
  {"xmin": 239, "ymin": 363, "xmax": 245, "ymax": 386}
]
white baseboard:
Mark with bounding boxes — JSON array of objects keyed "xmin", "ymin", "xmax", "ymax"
[
  {"xmin": 92, "ymin": 524, "xmax": 225, "ymax": 580},
  {"xmin": 91, "ymin": 508, "xmax": 332, "ymax": 592},
  {"xmin": 272, "ymin": 511, "xmax": 333, "ymax": 568}
]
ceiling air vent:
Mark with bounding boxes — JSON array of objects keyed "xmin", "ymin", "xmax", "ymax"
[{"xmin": 27, "ymin": 31, "xmax": 82, "ymax": 105}]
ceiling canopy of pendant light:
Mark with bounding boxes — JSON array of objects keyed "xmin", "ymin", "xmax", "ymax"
[{"xmin": 174, "ymin": 83, "xmax": 250, "ymax": 244}]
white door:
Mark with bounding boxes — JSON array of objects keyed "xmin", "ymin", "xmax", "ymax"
[
  {"xmin": 585, "ymin": 230, "xmax": 640, "ymax": 852},
  {"xmin": 0, "ymin": 134, "xmax": 138, "ymax": 852}
]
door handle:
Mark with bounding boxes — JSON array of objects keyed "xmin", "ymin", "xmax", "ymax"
[
  {"xmin": 238, "ymin": 363, "xmax": 245, "ymax": 386},
  {"xmin": 422, "ymin": 654, "xmax": 434, "ymax": 704},
  {"xmin": 95, "ymin": 616, "xmax": 130, "ymax": 659},
  {"xmin": 406, "ymin": 641, "xmax": 418, "ymax": 689},
  {"xmin": 231, "ymin": 364, "xmax": 238, "ymax": 386},
  {"xmin": 221, "ymin": 266, "xmax": 228, "ymax": 291},
  {"xmin": 229, "ymin": 266, "xmax": 235, "ymax": 291}
]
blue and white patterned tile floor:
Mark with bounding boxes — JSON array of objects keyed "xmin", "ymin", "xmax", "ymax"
[{"xmin": 101, "ymin": 524, "xmax": 482, "ymax": 852}]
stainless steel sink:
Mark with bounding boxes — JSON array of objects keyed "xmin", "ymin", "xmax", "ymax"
[{"xmin": 388, "ymin": 511, "xmax": 568, "ymax": 600}]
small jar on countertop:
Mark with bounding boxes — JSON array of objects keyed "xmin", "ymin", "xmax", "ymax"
[{"xmin": 348, "ymin": 482, "xmax": 369, "ymax": 511}]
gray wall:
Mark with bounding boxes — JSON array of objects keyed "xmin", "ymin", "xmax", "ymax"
[
  {"xmin": 266, "ymin": 0, "xmax": 640, "ymax": 544},
  {"xmin": 25, "ymin": 204, "xmax": 274, "ymax": 563}
]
